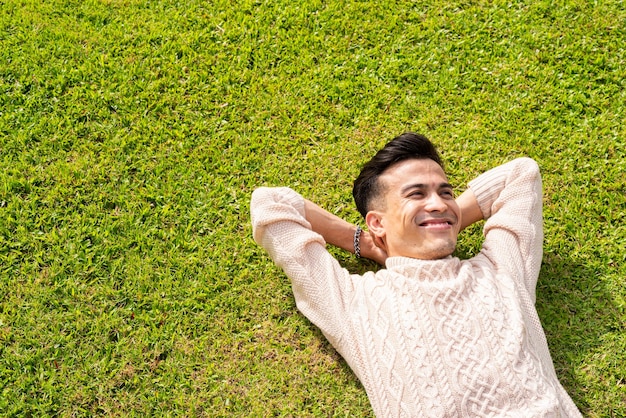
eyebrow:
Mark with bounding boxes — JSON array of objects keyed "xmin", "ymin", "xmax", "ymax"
[{"xmin": 401, "ymin": 182, "xmax": 454, "ymax": 194}]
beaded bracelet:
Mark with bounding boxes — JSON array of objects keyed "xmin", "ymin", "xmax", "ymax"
[{"xmin": 353, "ymin": 226, "xmax": 362, "ymax": 258}]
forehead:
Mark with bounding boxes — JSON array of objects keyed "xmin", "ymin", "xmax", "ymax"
[{"xmin": 379, "ymin": 158, "xmax": 448, "ymax": 190}]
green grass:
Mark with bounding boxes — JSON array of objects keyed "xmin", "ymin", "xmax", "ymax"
[{"xmin": 1, "ymin": 0, "xmax": 625, "ymax": 416}]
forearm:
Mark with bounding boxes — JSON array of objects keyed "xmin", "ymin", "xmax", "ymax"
[
  {"xmin": 303, "ymin": 199, "xmax": 355, "ymax": 250},
  {"xmin": 456, "ymin": 189, "xmax": 483, "ymax": 231},
  {"xmin": 304, "ymin": 199, "xmax": 386, "ymax": 264}
]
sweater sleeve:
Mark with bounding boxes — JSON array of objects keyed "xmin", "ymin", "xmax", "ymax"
[
  {"xmin": 468, "ymin": 158, "xmax": 543, "ymax": 301},
  {"xmin": 250, "ymin": 187, "xmax": 354, "ymax": 348}
]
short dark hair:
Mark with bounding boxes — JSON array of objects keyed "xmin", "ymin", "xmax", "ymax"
[{"xmin": 352, "ymin": 132, "xmax": 443, "ymax": 218}]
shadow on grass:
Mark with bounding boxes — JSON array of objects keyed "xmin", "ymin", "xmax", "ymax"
[{"xmin": 537, "ymin": 252, "xmax": 624, "ymax": 416}]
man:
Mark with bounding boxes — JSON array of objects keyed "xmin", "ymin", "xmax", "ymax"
[{"xmin": 250, "ymin": 132, "xmax": 581, "ymax": 417}]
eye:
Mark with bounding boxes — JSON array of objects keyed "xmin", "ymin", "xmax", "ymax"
[{"xmin": 441, "ymin": 190, "xmax": 455, "ymax": 198}]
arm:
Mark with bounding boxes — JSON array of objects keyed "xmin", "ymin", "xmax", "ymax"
[
  {"xmin": 303, "ymin": 199, "xmax": 387, "ymax": 265},
  {"xmin": 467, "ymin": 158, "xmax": 543, "ymax": 298},
  {"xmin": 250, "ymin": 187, "xmax": 355, "ymax": 346}
]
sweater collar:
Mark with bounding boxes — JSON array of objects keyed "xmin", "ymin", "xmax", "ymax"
[{"xmin": 385, "ymin": 256, "xmax": 462, "ymax": 281}]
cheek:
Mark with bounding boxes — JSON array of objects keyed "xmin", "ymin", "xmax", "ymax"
[
  {"xmin": 400, "ymin": 206, "xmax": 420, "ymax": 225},
  {"xmin": 449, "ymin": 202, "xmax": 461, "ymax": 218}
]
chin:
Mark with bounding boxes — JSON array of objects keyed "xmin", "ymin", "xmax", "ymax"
[
  {"xmin": 424, "ymin": 242, "xmax": 457, "ymax": 260},
  {"xmin": 392, "ymin": 238, "xmax": 458, "ymax": 260}
]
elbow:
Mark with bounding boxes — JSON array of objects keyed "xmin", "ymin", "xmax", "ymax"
[{"xmin": 516, "ymin": 157, "xmax": 540, "ymax": 177}]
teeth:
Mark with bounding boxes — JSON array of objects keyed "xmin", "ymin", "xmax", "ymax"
[{"xmin": 421, "ymin": 221, "xmax": 450, "ymax": 226}]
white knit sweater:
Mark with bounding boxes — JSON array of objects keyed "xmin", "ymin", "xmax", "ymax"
[{"xmin": 251, "ymin": 158, "xmax": 581, "ymax": 417}]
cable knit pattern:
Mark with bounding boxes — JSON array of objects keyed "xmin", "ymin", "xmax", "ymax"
[{"xmin": 251, "ymin": 158, "xmax": 582, "ymax": 417}]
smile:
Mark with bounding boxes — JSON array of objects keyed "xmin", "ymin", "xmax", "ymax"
[{"xmin": 418, "ymin": 219, "xmax": 455, "ymax": 229}]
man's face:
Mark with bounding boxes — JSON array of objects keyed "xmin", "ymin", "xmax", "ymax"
[{"xmin": 367, "ymin": 158, "xmax": 461, "ymax": 260}]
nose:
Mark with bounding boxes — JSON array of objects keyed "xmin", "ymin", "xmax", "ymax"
[{"xmin": 424, "ymin": 192, "xmax": 448, "ymax": 212}]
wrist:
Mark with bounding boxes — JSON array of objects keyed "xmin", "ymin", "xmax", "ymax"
[
  {"xmin": 359, "ymin": 230, "xmax": 387, "ymax": 264},
  {"xmin": 353, "ymin": 226, "xmax": 363, "ymax": 258}
]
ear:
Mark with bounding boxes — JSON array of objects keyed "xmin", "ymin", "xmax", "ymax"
[{"xmin": 365, "ymin": 210, "xmax": 386, "ymax": 241}]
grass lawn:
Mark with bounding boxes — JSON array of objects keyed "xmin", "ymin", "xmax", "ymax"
[{"xmin": 1, "ymin": 0, "xmax": 625, "ymax": 416}]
